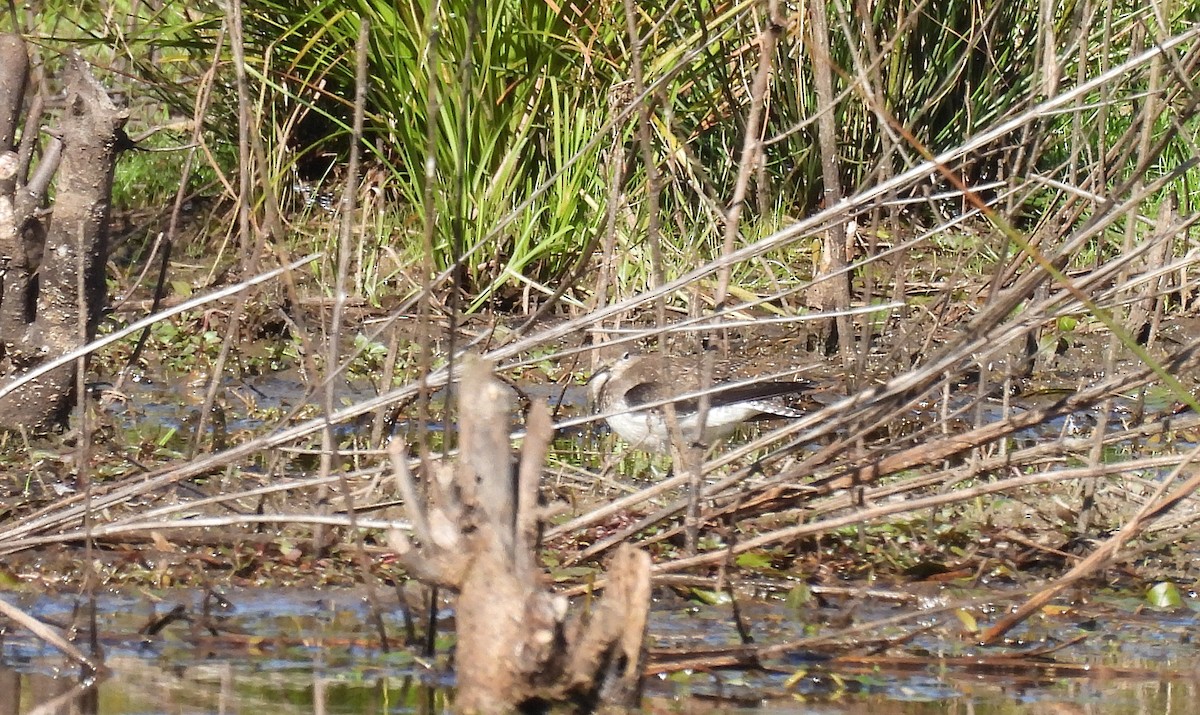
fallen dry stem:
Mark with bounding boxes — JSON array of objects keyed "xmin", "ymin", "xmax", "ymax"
[
  {"xmin": 0, "ymin": 596, "xmax": 104, "ymax": 673},
  {"xmin": 652, "ymin": 452, "xmax": 1199, "ymax": 576},
  {"xmin": 980, "ymin": 440, "xmax": 1200, "ymax": 644},
  {"xmin": 615, "ymin": 452, "xmax": 1193, "ymax": 561}
]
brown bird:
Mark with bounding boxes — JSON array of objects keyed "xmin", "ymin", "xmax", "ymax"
[{"xmin": 588, "ymin": 351, "xmax": 813, "ymax": 453}]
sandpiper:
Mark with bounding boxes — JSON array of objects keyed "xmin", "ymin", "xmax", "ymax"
[{"xmin": 588, "ymin": 351, "xmax": 813, "ymax": 453}]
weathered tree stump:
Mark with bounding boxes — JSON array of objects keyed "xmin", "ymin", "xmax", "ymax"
[
  {"xmin": 0, "ymin": 35, "xmax": 127, "ymax": 432},
  {"xmin": 388, "ymin": 355, "xmax": 650, "ymax": 714}
]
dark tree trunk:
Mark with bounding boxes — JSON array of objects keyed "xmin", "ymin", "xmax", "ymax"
[{"xmin": 0, "ymin": 36, "xmax": 126, "ymax": 432}]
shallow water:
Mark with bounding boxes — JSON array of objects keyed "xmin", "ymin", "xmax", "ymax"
[
  {"xmin": 11, "ymin": 344, "xmax": 1196, "ymax": 713},
  {"xmin": 3, "ymin": 586, "xmax": 1199, "ymax": 714}
]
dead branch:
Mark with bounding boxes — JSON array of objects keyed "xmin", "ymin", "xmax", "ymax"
[
  {"xmin": 387, "ymin": 354, "xmax": 651, "ymax": 713},
  {"xmin": 0, "ymin": 39, "xmax": 127, "ymax": 431}
]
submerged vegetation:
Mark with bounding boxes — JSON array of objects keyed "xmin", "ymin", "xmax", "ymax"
[{"xmin": 4, "ymin": 0, "xmax": 1200, "ymax": 709}]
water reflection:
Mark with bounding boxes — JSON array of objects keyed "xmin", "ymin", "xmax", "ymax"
[
  {"xmin": 1, "ymin": 670, "xmax": 97, "ymax": 715},
  {"xmin": 1, "ymin": 665, "xmax": 451, "ymax": 715}
]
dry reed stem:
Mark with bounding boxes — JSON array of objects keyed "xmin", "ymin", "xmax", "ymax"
[
  {"xmin": 981, "ymin": 442, "xmax": 1200, "ymax": 644},
  {"xmin": 0, "ymin": 596, "xmax": 103, "ymax": 673},
  {"xmin": 4, "ymin": 26, "xmax": 1199, "ymax": 586}
]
